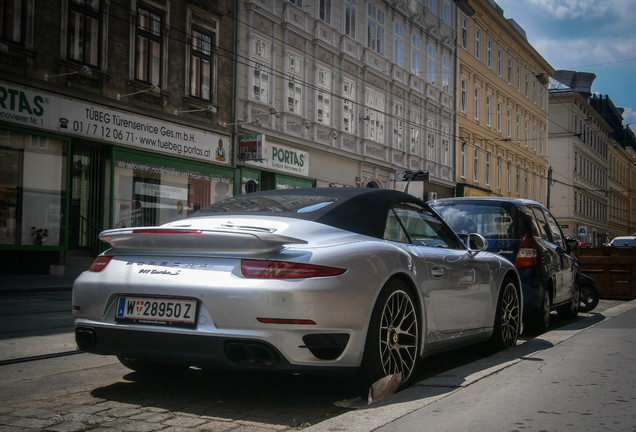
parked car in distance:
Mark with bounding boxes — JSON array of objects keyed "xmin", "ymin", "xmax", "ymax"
[
  {"xmin": 73, "ymin": 188, "xmax": 522, "ymax": 394},
  {"xmin": 429, "ymin": 197, "xmax": 579, "ymax": 334},
  {"xmin": 609, "ymin": 236, "xmax": 636, "ymax": 247}
]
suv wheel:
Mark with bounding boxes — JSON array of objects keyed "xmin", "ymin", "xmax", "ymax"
[{"xmin": 527, "ymin": 289, "xmax": 551, "ymax": 334}]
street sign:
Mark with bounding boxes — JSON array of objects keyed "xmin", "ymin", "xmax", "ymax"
[{"xmin": 395, "ymin": 170, "xmax": 429, "ymax": 182}]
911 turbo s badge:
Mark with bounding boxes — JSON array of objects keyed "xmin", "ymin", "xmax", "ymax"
[{"xmin": 137, "ymin": 269, "xmax": 182, "ymax": 275}]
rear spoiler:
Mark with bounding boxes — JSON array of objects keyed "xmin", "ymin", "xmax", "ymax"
[{"xmin": 99, "ymin": 226, "xmax": 307, "ymax": 255}]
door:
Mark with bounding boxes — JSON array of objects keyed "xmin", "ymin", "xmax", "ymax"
[{"xmin": 70, "ymin": 146, "xmax": 101, "ymax": 251}]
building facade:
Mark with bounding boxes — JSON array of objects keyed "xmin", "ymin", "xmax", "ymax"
[
  {"xmin": 232, "ymin": 0, "xmax": 459, "ymax": 200},
  {"xmin": 548, "ymin": 74, "xmax": 610, "ymax": 245},
  {"xmin": 0, "ymin": 0, "xmax": 236, "ymax": 274},
  {"xmin": 455, "ymin": 0, "xmax": 553, "ymax": 201}
]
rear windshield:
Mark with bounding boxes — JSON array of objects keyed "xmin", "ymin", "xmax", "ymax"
[
  {"xmin": 194, "ymin": 195, "xmax": 335, "ymax": 215},
  {"xmin": 431, "ymin": 201, "xmax": 521, "ymax": 239}
]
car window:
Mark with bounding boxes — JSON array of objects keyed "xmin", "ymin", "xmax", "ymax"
[
  {"xmin": 530, "ymin": 206, "xmax": 551, "ymax": 242},
  {"xmin": 432, "ymin": 202, "xmax": 518, "ymax": 239},
  {"xmin": 385, "ymin": 203, "xmax": 462, "ymax": 249},
  {"xmin": 542, "ymin": 208, "xmax": 565, "ymax": 248}
]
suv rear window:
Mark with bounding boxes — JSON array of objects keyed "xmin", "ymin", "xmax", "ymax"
[{"xmin": 432, "ymin": 201, "xmax": 521, "ymax": 239}]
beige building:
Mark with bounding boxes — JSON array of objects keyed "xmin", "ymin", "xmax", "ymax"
[
  {"xmin": 608, "ymin": 142, "xmax": 632, "ymax": 239},
  {"xmin": 548, "ymin": 85, "xmax": 610, "ymax": 245},
  {"xmin": 456, "ymin": 0, "xmax": 553, "ymax": 201}
]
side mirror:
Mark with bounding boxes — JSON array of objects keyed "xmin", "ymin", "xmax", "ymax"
[
  {"xmin": 565, "ymin": 238, "xmax": 579, "ymax": 253},
  {"xmin": 467, "ymin": 233, "xmax": 488, "ymax": 255}
]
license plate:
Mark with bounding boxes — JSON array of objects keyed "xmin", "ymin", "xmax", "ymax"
[{"xmin": 116, "ymin": 297, "xmax": 197, "ymax": 328}]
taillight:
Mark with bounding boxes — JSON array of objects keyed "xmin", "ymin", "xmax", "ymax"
[
  {"xmin": 241, "ymin": 260, "xmax": 346, "ymax": 279},
  {"xmin": 513, "ymin": 235, "xmax": 538, "ymax": 268},
  {"xmin": 89, "ymin": 256, "xmax": 113, "ymax": 272}
]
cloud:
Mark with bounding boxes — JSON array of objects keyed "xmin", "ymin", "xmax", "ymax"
[{"xmin": 525, "ymin": 0, "xmax": 611, "ymax": 20}]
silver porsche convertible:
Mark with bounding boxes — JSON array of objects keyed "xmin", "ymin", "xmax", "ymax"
[{"xmin": 73, "ymin": 187, "xmax": 521, "ymax": 392}]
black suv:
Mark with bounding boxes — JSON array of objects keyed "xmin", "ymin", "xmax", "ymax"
[{"xmin": 429, "ymin": 197, "xmax": 580, "ymax": 333}]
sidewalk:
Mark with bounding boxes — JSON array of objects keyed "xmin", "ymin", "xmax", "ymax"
[
  {"xmin": 0, "ymin": 274, "xmax": 78, "ymax": 293},
  {"xmin": 304, "ymin": 300, "xmax": 636, "ymax": 432}
]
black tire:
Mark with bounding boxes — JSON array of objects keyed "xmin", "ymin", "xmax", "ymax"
[
  {"xmin": 527, "ymin": 289, "xmax": 551, "ymax": 335},
  {"xmin": 348, "ymin": 279, "xmax": 420, "ymax": 395},
  {"xmin": 117, "ymin": 356, "xmax": 188, "ymax": 374},
  {"xmin": 557, "ymin": 283, "xmax": 580, "ymax": 319},
  {"xmin": 489, "ymin": 278, "xmax": 521, "ymax": 351},
  {"xmin": 578, "ymin": 283, "xmax": 599, "ymax": 312}
]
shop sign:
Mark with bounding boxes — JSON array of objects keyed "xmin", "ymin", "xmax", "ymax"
[
  {"xmin": 0, "ymin": 81, "xmax": 228, "ymax": 164},
  {"xmin": 246, "ymin": 141, "xmax": 309, "ymax": 177},
  {"xmin": 134, "ymin": 182, "xmax": 188, "ymax": 200},
  {"xmin": 238, "ymin": 134, "xmax": 264, "ymax": 160}
]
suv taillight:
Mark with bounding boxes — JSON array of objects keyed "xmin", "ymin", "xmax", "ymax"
[{"xmin": 513, "ymin": 235, "xmax": 538, "ymax": 268}]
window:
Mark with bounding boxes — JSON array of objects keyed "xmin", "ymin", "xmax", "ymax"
[
  {"xmin": 443, "ymin": 0, "xmax": 451, "ymax": 25},
  {"xmin": 498, "ymin": 48, "xmax": 503, "ymax": 77},
  {"xmin": 384, "ymin": 203, "xmax": 461, "ymax": 249},
  {"xmin": 365, "ymin": 88, "xmax": 385, "ymax": 143},
  {"xmin": 532, "ymin": 124, "xmax": 537, "ymax": 151},
  {"xmin": 473, "ymin": 148, "xmax": 480, "ymax": 182},
  {"xmin": 427, "ymin": 119, "xmax": 435, "ymax": 160},
  {"xmin": 461, "ymin": 78, "xmax": 467, "ymax": 113},
  {"xmin": 411, "ymin": 34, "xmax": 420, "ymax": 75},
  {"xmin": 524, "ymin": 169, "xmax": 528, "ymax": 196},
  {"xmin": 507, "ymin": 161, "xmax": 511, "ymax": 192},
  {"xmin": 68, "ymin": 0, "xmax": 101, "ymax": 67},
  {"xmin": 442, "ymin": 124, "xmax": 450, "ymax": 165},
  {"xmin": 475, "ymin": 28, "xmax": 481, "ymax": 59},
  {"xmin": 316, "ymin": 67, "xmax": 331, "ymax": 126},
  {"xmin": 496, "ymin": 101, "xmax": 502, "ymax": 132},
  {"xmin": 410, "ymin": 109, "xmax": 420, "ymax": 153},
  {"xmin": 251, "ymin": 38, "xmax": 270, "ymax": 102},
  {"xmin": 343, "ymin": 79, "xmax": 356, "ymax": 134},
  {"xmin": 486, "ymin": 95, "xmax": 492, "ymax": 127},
  {"xmin": 540, "ymin": 130, "xmax": 544, "ymax": 154},
  {"xmin": 286, "ymin": 52, "xmax": 303, "ymax": 113},
  {"xmin": 507, "ymin": 107, "xmax": 512, "ymax": 137},
  {"xmin": 393, "ymin": 102, "xmax": 404, "ymax": 149},
  {"xmin": 319, "ymin": 0, "xmax": 331, "ymax": 24},
  {"xmin": 486, "ymin": 152, "xmax": 491, "ymax": 186},
  {"xmin": 474, "ymin": 87, "xmax": 480, "ymax": 120},
  {"xmin": 460, "ymin": 141, "xmax": 466, "ymax": 178},
  {"xmin": 516, "ymin": 113, "xmax": 521, "ymax": 141},
  {"xmin": 515, "ymin": 165, "xmax": 520, "ymax": 195},
  {"xmin": 427, "ymin": 44, "xmax": 436, "ymax": 84},
  {"xmin": 289, "ymin": 0, "xmax": 302, "ymax": 6},
  {"xmin": 190, "ymin": 27, "xmax": 214, "ymax": 100},
  {"xmin": 497, "ymin": 156, "xmax": 502, "ymax": 189},
  {"xmin": 367, "ymin": 3, "xmax": 385, "ymax": 55},
  {"xmin": 394, "ymin": 21, "xmax": 403, "ymax": 66},
  {"xmin": 135, "ymin": 5, "xmax": 163, "ymax": 85},
  {"xmin": 461, "ymin": 17, "xmax": 467, "ymax": 50},
  {"xmin": 517, "ymin": 66, "xmax": 521, "ymax": 91},
  {"xmin": 345, "ymin": 0, "xmax": 356, "ymax": 37},
  {"xmin": 525, "ymin": 118, "xmax": 529, "ymax": 147},
  {"xmin": 428, "ymin": 0, "xmax": 437, "ymax": 14},
  {"xmin": 1, "ymin": 0, "xmax": 24, "ymax": 43},
  {"xmin": 486, "ymin": 38, "xmax": 492, "ymax": 68},
  {"xmin": 442, "ymin": 54, "xmax": 450, "ymax": 92},
  {"xmin": 507, "ymin": 58, "xmax": 513, "ymax": 84}
]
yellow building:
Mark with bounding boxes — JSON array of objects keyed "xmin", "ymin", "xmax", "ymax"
[{"xmin": 456, "ymin": 0, "xmax": 554, "ymax": 201}]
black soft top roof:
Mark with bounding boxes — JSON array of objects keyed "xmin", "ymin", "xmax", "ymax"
[{"xmin": 193, "ymin": 187, "xmax": 428, "ymax": 238}]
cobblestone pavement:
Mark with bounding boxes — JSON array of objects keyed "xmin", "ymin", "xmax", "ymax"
[{"xmin": 0, "ymin": 366, "xmax": 352, "ymax": 432}]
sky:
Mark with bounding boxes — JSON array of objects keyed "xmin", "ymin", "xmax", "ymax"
[{"xmin": 495, "ymin": 0, "xmax": 636, "ymax": 130}]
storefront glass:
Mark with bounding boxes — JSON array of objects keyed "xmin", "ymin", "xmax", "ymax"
[
  {"xmin": 113, "ymin": 156, "xmax": 233, "ymax": 228},
  {"xmin": 0, "ymin": 128, "xmax": 67, "ymax": 247}
]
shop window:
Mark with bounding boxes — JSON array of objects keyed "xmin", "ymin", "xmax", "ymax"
[
  {"xmin": 113, "ymin": 160, "xmax": 232, "ymax": 228},
  {"xmin": 0, "ymin": 129, "xmax": 67, "ymax": 247}
]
